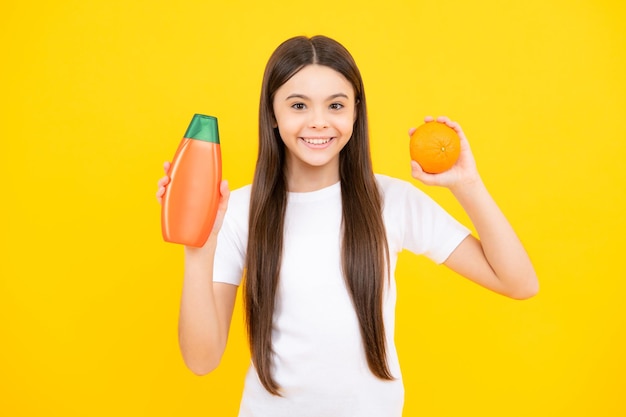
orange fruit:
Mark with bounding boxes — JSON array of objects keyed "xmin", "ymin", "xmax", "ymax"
[{"xmin": 409, "ymin": 122, "xmax": 461, "ymax": 173}]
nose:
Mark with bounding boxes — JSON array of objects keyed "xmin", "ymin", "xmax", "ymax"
[{"xmin": 308, "ymin": 107, "xmax": 329, "ymax": 129}]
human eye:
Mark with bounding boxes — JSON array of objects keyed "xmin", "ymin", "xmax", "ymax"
[
  {"xmin": 291, "ymin": 102, "xmax": 306, "ymax": 110},
  {"xmin": 329, "ymin": 102, "xmax": 344, "ymax": 110}
]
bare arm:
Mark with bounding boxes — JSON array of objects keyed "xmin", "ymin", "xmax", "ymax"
[
  {"xmin": 179, "ymin": 245, "xmax": 238, "ymax": 374},
  {"xmin": 158, "ymin": 165, "xmax": 237, "ymax": 374},
  {"xmin": 444, "ymin": 179, "xmax": 538, "ymax": 299},
  {"xmin": 410, "ymin": 117, "xmax": 538, "ymax": 299}
]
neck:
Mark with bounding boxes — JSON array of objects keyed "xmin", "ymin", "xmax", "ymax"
[{"xmin": 284, "ymin": 162, "xmax": 340, "ymax": 193}]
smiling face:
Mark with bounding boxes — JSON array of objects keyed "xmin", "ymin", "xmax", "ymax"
[{"xmin": 272, "ymin": 64, "xmax": 357, "ymax": 191}]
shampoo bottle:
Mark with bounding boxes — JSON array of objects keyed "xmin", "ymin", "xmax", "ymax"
[{"xmin": 161, "ymin": 114, "xmax": 222, "ymax": 247}]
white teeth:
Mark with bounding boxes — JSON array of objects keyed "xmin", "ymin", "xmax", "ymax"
[{"xmin": 303, "ymin": 138, "xmax": 331, "ymax": 145}]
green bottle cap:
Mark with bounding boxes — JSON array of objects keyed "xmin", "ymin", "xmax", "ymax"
[{"xmin": 184, "ymin": 114, "xmax": 220, "ymax": 143}]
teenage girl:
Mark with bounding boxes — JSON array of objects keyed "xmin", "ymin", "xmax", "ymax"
[{"xmin": 156, "ymin": 35, "xmax": 538, "ymax": 417}]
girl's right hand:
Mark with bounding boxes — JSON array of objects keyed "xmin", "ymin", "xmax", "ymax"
[
  {"xmin": 156, "ymin": 161, "xmax": 231, "ymax": 247},
  {"xmin": 155, "ymin": 161, "xmax": 171, "ymax": 205},
  {"xmin": 208, "ymin": 179, "xmax": 230, "ymax": 241}
]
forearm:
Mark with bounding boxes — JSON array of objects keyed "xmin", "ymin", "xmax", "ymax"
[
  {"xmin": 178, "ymin": 241, "xmax": 226, "ymax": 375},
  {"xmin": 450, "ymin": 178, "xmax": 539, "ymax": 298}
]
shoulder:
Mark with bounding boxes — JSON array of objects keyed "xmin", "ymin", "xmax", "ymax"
[
  {"xmin": 375, "ymin": 173, "xmax": 417, "ymax": 200},
  {"xmin": 229, "ymin": 184, "xmax": 252, "ymax": 204},
  {"xmin": 375, "ymin": 173, "xmax": 410, "ymax": 189},
  {"xmin": 224, "ymin": 184, "xmax": 252, "ymax": 221},
  {"xmin": 374, "ymin": 173, "xmax": 442, "ymax": 214}
]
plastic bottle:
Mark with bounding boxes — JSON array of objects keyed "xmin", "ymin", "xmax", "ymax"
[{"xmin": 161, "ymin": 114, "xmax": 222, "ymax": 247}]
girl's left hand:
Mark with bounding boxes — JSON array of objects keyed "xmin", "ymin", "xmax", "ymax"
[{"xmin": 409, "ymin": 115, "xmax": 480, "ymax": 190}]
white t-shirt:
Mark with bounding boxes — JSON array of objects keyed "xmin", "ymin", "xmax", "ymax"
[{"xmin": 214, "ymin": 174, "xmax": 471, "ymax": 417}]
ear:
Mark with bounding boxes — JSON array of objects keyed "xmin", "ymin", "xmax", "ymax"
[{"xmin": 353, "ymin": 99, "xmax": 360, "ymax": 122}]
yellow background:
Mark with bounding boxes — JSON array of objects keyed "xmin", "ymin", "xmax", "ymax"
[{"xmin": 1, "ymin": 0, "xmax": 625, "ymax": 415}]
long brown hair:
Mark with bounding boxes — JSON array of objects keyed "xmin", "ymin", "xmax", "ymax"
[{"xmin": 245, "ymin": 35, "xmax": 391, "ymax": 395}]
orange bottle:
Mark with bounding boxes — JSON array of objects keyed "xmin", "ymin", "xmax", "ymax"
[{"xmin": 161, "ymin": 114, "xmax": 222, "ymax": 247}]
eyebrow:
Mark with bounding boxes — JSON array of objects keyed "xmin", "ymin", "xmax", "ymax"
[{"xmin": 285, "ymin": 93, "xmax": 350, "ymax": 101}]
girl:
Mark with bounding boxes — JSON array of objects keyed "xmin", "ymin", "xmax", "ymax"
[{"xmin": 156, "ymin": 35, "xmax": 538, "ymax": 417}]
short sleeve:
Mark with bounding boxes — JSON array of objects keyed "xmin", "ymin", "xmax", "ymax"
[
  {"xmin": 402, "ymin": 184, "xmax": 470, "ymax": 264},
  {"xmin": 379, "ymin": 175, "xmax": 471, "ymax": 265},
  {"xmin": 212, "ymin": 186, "xmax": 250, "ymax": 285}
]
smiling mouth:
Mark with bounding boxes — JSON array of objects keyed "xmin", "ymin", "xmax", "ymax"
[{"xmin": 301, "ymin": 137, "xmax": 333, "ymax": 145}]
